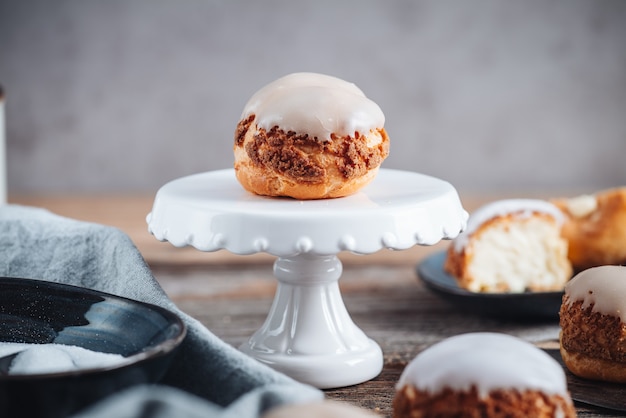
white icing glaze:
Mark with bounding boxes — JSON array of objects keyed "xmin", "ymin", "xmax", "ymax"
[
  {"xmin": 564, "ymin": 194, "xmax": 597, "ymax": 218},
  {"xmin": 565, "ymin": 265, "xmax": 626, "ymax": 322},
  {"xmin": 396, "ymin": 333, "xmax": 569, "ymax": 398},
  {"xmin": 241, "ymin": 72, "xmax": 385, "ymax": 142},
  {"xmin": 453, "ymin": 199, "xmax": 564, "ymax": 252}
]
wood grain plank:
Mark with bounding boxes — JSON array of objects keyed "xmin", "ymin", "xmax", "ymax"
[{"xmin": 156, "ymin": 264, "xmax": 620, "ymax": 418}]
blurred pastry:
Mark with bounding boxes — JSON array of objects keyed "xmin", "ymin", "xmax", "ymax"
[
  {"xmin": 551, "ymin": 187, "xmax": 626, "ymax": 271},
  {"xmin": 560, "ymin": 265, "xmax": 626, "ymax": 383},
  {"xmin": 445, "ymin": 199, "xmax": 572, "ymax": 293},
  {"xmin": 263, "ymin": 400, "xmax": 380, "ymax": 418},
  {"xmin": 393, "ymin": 333, "xmax": 576, "ymax": 418},
  {"xmin": 234, "ymin": 72, "xmax": 389, "ymax": 199}
]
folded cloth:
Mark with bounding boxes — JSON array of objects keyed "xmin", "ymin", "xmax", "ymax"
[{"xmin": 0, "ymin": 205, "xmax": 322, "ymax": 417}]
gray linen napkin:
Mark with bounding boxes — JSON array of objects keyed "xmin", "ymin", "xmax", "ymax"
[{"xmin": 0, "ymin": 205, "xmax": 322, "ymax": 417}]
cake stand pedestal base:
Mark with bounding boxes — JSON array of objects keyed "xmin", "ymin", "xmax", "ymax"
[{"xmin": 239, "ymin": 254, "xmax": 382, "ymax": 389}]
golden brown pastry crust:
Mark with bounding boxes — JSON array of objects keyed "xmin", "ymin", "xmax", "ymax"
[
  {"xmin": 559, "ymin": 295, "xmax": 626, "ymax": 382},
  {"xmin": 393, "ymin": 384, "xmax": 576, "ymax": 418},
  {"xmin": 234, "ymin": 114, "xmax": 389, "ymax": 199},
  {"xmin": 552, "ymin": 187, "xmax": 626, "ymax": 271}
]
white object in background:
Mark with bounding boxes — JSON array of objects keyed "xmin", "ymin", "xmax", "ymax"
[
  {"xmin": 0, "ymin": 85, "xmax": 5, "ymax": 205},
  {"xmin": 147, "ymin": 168, "xmax": 468, "ymax": 389}
]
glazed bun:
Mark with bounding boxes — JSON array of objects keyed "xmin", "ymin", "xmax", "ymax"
[
  {"xmin": 560, "ymin": 265, "xmax": 626, "ymax": 383},
  {"xmin": 262, "ymin": 401, "xmax": 379, "ymax": 418},
  {"xmin": 552, "ymin": 187, "xmax": 626, "ymax": 271},
  {"xmin": 234, "ymin": 72, "xmax": 389, "ymax": 200},
  {"xmin": 394, "ymin": 333, "xmax": 576, "ymax": 418}
]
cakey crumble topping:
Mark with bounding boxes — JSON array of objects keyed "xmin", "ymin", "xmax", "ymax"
[{"xmin": 234, "ymin": 115, "xmax": 389, "ymax": 183}]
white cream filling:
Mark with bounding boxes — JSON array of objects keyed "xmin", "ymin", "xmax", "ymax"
[{"xmin": 464, "ymin": 216, "xmax": 568, "ymax": 292}]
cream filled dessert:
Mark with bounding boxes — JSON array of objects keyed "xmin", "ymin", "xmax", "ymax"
[
  {"xmin": 393, "ymin": 333, "xmax": 576, "ymax": 418},
  {"xmin": 552, "ymin": 187, "xmax": 626, "ymax": 272},
  {"xmin": 444, "ymin": 199, "xmax": 572, "ymax": 293},
  {"xmin": 560, "ymin": 265, "xmax": 626, "ymax": 382},
  {"xmin": 234, "ymin": 72, "xmax": 389, "ymax": 199},
  {"xmin": 262, "ymin": 401, "xmax": 380, "ymax": 418}
]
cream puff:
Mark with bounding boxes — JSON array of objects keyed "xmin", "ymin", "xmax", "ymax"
[
  {"xmin": 234, "ymin": 72, "xmax": 389, "ymax": 200},
  {"xmin": 394, "ymin": 333, "xmax": 576, "ymax": 418},
  {"xmin": 560, "ymin": 265, "xmax": 626, "ymax": 383}
]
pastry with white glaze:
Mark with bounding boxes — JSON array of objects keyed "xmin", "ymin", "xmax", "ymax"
[
  {"xmin": 234, "ymin": 72, "xmax": 389, "ymax": 199},
  {"xmin": 560, "ymin": 265, "xmax": 626, "ymax": 382},
  {"xmin": 444, "ymin": 199, "xmax": 572, "ymax": 293},
  {"xmin": 262, "ymin": 400, "xmax": 380, "ymax": 418},
  {"xmin": 552, "ymin": 187, "xmax": 626, "ymax": 272},
  {"xmin": 393, "ymin": 333, "xmax": 576, "ymax": 418}
]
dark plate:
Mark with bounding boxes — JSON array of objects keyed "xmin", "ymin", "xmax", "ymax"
[
  {"xmin": 0, "ymin": 277, "xmax": 186, "ymax": 418},
  {"xmin": 416, "ymin": 252, "xmax": 564, "ymax": 320}
]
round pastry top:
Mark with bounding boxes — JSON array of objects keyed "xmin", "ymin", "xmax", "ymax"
[
  {"xmin": 565, "ymin": 265, "xmax": 626, "ymax": 322},
  {"xmin": 396, "ymin": 332, "xmax": 569, "ymax": 398},
  {"xmin": 147, "ymin": 168, "xmax": 467, "ymax": 257},
  {"xmin": 241, "ymin": 72, "xmax": 384, "ymax": 141}
]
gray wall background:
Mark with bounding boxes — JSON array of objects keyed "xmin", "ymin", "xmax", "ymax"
[{"xmin": 1, "ymin": 0, "xmax": 625, "ymax": 195}]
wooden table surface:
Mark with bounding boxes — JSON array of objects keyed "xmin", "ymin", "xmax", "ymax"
[{"xmin": 9, "ymin": 194, "xmax": 623, "ymax": 417}]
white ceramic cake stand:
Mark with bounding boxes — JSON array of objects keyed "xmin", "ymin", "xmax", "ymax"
[{"xmin": 147, "ymin": 168, "xmax": 467, "ymax": 389}]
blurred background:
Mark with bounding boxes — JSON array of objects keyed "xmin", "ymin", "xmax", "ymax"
[{"xmin": 0, "ymin": 0, "xmax": 625, "ymax": 197}]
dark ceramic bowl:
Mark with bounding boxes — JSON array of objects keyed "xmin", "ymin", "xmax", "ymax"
[
  {"xmin": 417, "ymin": 252, "xmax": 564, "ymax": 321},
  {"xmin": 0, "ymin": 277, "xmax": 186, "ymax": 418}
]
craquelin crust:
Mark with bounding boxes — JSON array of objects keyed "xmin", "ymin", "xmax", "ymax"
[
  {"xmin": 559, "ymin": 295, "xmax": 626, "ymax": 382},
  {"xmin": 552, "ymin": 187, "xmax": 626, "ymax": 272},
  {"xmin": 233, "ymin": 115, "xmax": 389, "ymax": 199},
  {"xmin": 392, "ymin": 384, "xmax": 576, "ymax": 418}
]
